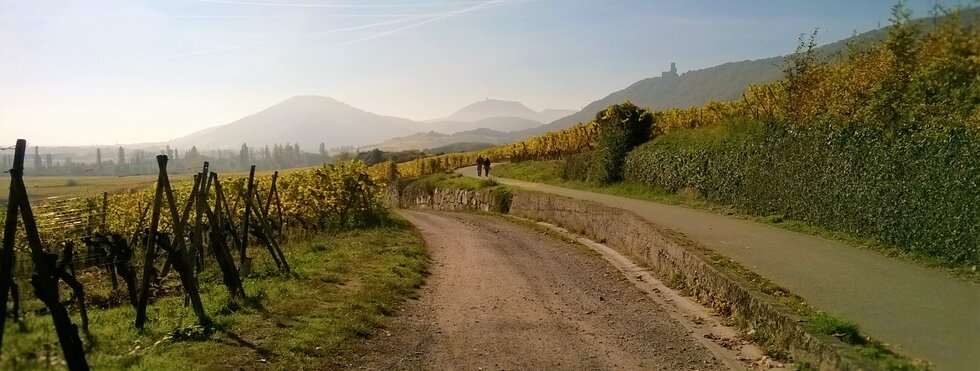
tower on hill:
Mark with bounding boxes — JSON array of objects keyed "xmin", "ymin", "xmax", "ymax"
[{"xmin": 661, "ymin": 62, "xmax": 678, "ymax": 78}]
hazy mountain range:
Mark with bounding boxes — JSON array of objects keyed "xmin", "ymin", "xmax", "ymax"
[{"xmin": 167, "ymin": 97, "xmax": 571, "ymax": 151}]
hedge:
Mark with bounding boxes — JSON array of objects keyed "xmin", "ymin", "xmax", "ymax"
[{"xmin": 624, "ymin": 119, "xmax": 980, "ymax": 264}]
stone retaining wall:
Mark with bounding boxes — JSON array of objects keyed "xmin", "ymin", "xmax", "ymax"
[
  {"xmin": 509, "ymin": 191, "xmax": 875, "ymax": 370},
  {"xmin": 397, "ymin": 183, "xmax": 879, "ymax": 369},
  {"xmin": 402, "ymin": 187, "xmax": 508, "ymax": 213}
]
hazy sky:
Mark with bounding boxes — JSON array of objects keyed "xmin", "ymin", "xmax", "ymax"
[{"xmin": 0, "ymin": 0, "xmax": 947, "ymax": 146}]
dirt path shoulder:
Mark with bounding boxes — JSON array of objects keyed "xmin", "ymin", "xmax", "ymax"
[{"xmin": 342, "ymin": 211, "xmax": 726, "ymax": 370}]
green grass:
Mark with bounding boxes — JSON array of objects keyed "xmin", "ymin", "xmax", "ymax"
[
  {"xmin": 1, "ymin": 215, "xmax": 427, "ymax": 369},
  {"xmin": 804, "ymin": 312, "xmax": 862, "ymax": 345},
  {"xmin": 493, "ymin": 160, "xmax": 979, "ymax": 282}
]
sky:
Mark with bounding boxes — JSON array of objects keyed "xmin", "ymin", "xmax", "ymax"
[{"xmin": 0, "ymin": 0, "xmax": 952, "ymax": 146}]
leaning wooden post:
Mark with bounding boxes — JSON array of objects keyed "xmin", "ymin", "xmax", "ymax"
[
  {"xmin": 160, "ymin": 158, "xmax": 209, "ymax": 325},
  {"xmin": 192, "ymin": 162, "xmax": 209, "ymax": 271},
  {"xmin": 7, "ymin": 139, "xmax": 89, "ymax": 369},
  {"xmin": 240, "ymin": 165, "xmax": 256, "ymax": 269},
  {"xmin": 213, "ymin": 178, "xmax": 242, "ymax": 252},
  {"xmin": 135, "ymin": 155, "xmax": 167, "ymax": 330},
  {"xmin": 204, "ymin": 173, "xmax": 245, "ymax": 298},
  {"xmin": 201, "ymin": 165, "xmax": 214, "ymax": 266},
  {"xmin": 263, "ymin": 171, "xmax": 285, "ymax": 237},
  {"xmin": 0, "ymin": 140, "xmax": 25, "ymax": 351},
  {"xmin": 250, "ymin": 196, "xmax": 290, "ymax": 273},
  {"xmin": 101, "ymin": 192, "xmax": 108, "ymax": 232},
  {"xmin": 273, "ymin": 175, "xmax": 284, "ymax": 235},
  {"xmin": 263, "ymin": 171, "xmax": 277, "ymax": 218}
]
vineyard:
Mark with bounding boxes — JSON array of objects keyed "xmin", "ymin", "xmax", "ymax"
[
  {"xmin": 0, "ymin": 140, "xmax": 386, "ymax": 369},
  {"xmin": 369, "ymin": 7, "xmax": 979, "ymax": 265}
]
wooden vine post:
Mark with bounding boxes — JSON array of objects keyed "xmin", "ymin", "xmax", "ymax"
[
  {"xmin": 251, "ymin": 188, "xmax": 289, "ymax": 273},
  {"xmin": 192, "ymin": 162, "xmax": 210, "ymax": 272},
  {"xmin": 135, "ymin": 155, "xmax": 209, "ymax": 330},
  {"xmin": 212, "ymin": 177, "xmax": 244, "ymax": 271},
  {"xmin": 204, "ymin": 173, "xmax": 245, "ymax": 298},
  {"xmin": 0, "ymin": 139, "xmax": 89, "ymax": 370},
  {"xmin": 239, "ymin": 165, "xmax": 256, "ymax": 270},
  {"xmin": 101, "ymin": 192, "xmax": 108, "ymax": 232}
]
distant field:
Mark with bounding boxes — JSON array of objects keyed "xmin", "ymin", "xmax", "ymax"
[
  {"xmin": 0, "ymin": 166, "xmax": 316, "ymax": 203},
  {"xmin": 0, "ymin": 175, "xmax": 175, "ymax": 203}
]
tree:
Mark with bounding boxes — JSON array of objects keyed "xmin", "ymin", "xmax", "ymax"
[
  {"xmin": 364, "ymin": 148, "xmax": 384, "ymax": 166},
  {"xmin": 586, "ymin": 101, "xmax": 653, "ymax": 184},
  {"xmin": 33, "ymin": 146, "xmax": 41, "ymax": 170},
  {"xmin": 96, "ymin": 148, "xmax": 103, "ymax": 172},
  {"xmin": 240, "ymin": 143, "xmax": 250, "ymax": 169}
]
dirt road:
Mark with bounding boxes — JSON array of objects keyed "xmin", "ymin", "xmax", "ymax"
[{"xmin": 346, "ymin": 211, "xmax": 727, "ymax": 370}]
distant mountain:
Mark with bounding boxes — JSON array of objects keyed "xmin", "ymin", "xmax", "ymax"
[
  {"xmin": 423, "ymin": 99, "xmax": 575, "ymax": 134},
  {"xmin": 170, "ymin": 95, "xmax": 421, "ymax": 150},
  {"xmin": 431, "ymin": 99, "xmax": 538, "ymax": 122},
  {"xmin": 368, "ymin": 128, "xmax": 514, "ymax": 152},
  {"xmin": 428, "ymin": 116, "xmax": 543, "ymax": 134}
]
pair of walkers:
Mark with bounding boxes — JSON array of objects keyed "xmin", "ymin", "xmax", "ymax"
[{"xmin": 476, "ymin": 156, "xmax": 491, "ymax": 177}]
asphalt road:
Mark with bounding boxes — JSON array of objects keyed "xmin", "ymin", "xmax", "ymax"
[{"xmin": 460, "ymin": 166, "xmax": 980, "ymax": 370}]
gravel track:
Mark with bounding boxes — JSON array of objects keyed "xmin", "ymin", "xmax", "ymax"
[{"xmin": 343, "ymin": 211, "xmax": 726, "ymax": 370}]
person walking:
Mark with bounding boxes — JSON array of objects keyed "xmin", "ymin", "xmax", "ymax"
[
  {"xmin": 476, "ymin": 156, "xmax": 485, "ymax": 177},
  {"xmin": 483, "ymin": 158, "xmax": 491, "ymax": 177}
]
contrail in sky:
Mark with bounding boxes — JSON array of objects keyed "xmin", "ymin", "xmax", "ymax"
[
  {"xmin": 341, "ymin": 0, "xmax": 504, "ymax": 44},
  {"xmin": 193, "ymin": 0, "xmax": 500, "ymax": 8},
  {"xmin": 0, "ymin": 14, "xmax": 451, "ymax": 19},
  {"xmin": 140, "ymin": 16, "xmax": 418, "ymax": 61},
  {"xmin": 142, "ymin": 0, "xmax": 515, "ymax": 61}
]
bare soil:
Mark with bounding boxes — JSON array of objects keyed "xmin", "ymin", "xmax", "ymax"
[{"xmin": 338, "ymin": 211, "xmax": 726, "ymax": 370}]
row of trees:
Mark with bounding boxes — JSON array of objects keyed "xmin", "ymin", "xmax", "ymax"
[{"xmin": 6, "ymin": 143, "xmax": 331, "ymax": 177}]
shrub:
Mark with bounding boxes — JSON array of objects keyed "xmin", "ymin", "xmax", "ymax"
[
  {"xmin": 562, "ymin": 151, "xmax": 592, "ymax": 181},
  {"xmin": 586, "ymin": 102, "xmax": 654, "ymax": 184}
]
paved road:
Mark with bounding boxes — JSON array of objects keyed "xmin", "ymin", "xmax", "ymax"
[
  {"xmin": 348, "ymin": 211, "xmax": 728, "ymax": 370},
  {"xmin": 461, "ymin": 166, "xmax": 980, "ymax": 370}
]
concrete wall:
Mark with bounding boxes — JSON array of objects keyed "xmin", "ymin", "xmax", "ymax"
[{"xmin": 508, "ymin": 191, "xmax": 874, "ymax": 370}]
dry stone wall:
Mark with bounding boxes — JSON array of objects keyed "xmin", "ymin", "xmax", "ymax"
[{"xmin": 508, "ymin": 191, "xmax": 875, "ymax": 370}]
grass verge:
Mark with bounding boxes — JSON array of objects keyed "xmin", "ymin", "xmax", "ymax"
[{"xmin": 1, "ymin": 215, "xmax": 427, "ymax": 370}]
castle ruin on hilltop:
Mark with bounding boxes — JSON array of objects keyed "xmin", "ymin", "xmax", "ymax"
[{"xmin": 661, "ymin": 62, "xmax": 678, "ymax": 78}]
